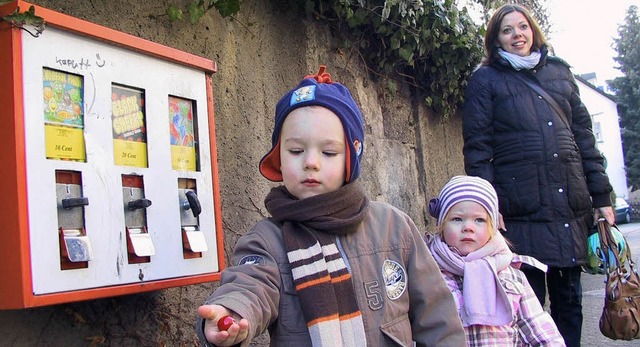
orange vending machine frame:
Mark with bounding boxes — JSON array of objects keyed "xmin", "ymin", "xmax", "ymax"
[{"xmin": 0, "ymin": 1, "xmax": 225, "ymax": 309}]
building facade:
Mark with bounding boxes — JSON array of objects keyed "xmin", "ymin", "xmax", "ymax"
[{"xmin": 575, "ymin": 75, "xmax": 628, "ymax": 200}]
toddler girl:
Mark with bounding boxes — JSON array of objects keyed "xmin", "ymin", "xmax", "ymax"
[{"xmin": 426, "ymin": 175, "xmax": 565, "ymax": 346}]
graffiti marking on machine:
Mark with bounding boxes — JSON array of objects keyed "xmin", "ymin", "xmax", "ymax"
[{"xmin": 55, "ymin": 53, "xmax": 106, "ymax": 70}]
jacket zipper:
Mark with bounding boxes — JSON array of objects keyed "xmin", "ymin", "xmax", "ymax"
[{"xmin": 335, "ymin": 236, "xmax": 352, "ymax": 273}]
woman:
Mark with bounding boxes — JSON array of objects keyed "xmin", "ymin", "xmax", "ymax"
[{"xmin": 462, "ymin": 4, "xmax": 615, "ymax": 347}]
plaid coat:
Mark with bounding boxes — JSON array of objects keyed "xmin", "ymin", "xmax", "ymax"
[{"xmin": 442, "ymin": 259, "xmax": 565, "ymax": 346}]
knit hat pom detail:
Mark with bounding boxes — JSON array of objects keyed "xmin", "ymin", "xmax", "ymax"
[{"xmin": 304, "ymin": 65, "xmax": 334, "ymax": 84}]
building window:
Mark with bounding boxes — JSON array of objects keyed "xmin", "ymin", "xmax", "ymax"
[{"xmin": 593, "ymin": 121, "xmax": 603, "ymax": 142}]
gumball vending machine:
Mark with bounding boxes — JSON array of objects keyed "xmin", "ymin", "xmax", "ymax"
[{"xmin": 0, "ymin": 1, "xmax": 225, "ymax": 309}]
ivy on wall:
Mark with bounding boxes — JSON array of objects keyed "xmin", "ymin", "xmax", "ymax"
[
  {"xmin": 166, "ymin": 0, "xmax": 241, "ymax": 23},
  {"xmin": 2, "ymin": 0, "xmax": 484, "ymax": 118},
  {"xmin": 0, "ymin": 2, "xmax": 45, "ymax": 37},
  {"xmin": 297, "ymin": 0, "xmax": 485, "ymax": 119},
  {"xmin": 167, "ymin": 0, "xmax": 484, "ymax": 119}
]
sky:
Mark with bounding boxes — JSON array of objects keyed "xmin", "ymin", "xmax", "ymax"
[{"xmin": 546, "ymin": 0, "xmax": 640, "ymax": 84}]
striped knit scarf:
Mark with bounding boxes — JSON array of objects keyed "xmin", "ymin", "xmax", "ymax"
[{"xmin": 265, "ymin": 183, "xmax": 369, "ymax": 347}]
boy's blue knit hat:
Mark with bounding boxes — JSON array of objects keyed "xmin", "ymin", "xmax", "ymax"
[
  {"xmin": 428, "ymin": 175, "xmax": 499, "ymax": 227},
  {"xmin": 259, "ymin": 65, "xmax": 365, "ymax": 182}
]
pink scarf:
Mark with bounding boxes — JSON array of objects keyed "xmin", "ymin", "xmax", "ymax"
[{"xmin": 427, "ymin": 232, "xmax": 514, "ymax": 327}]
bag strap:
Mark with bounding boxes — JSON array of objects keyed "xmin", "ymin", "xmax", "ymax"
[
  {"xmin": 597, "ymin": 220, "xmax": 620, "ymax": 271},
  {"xmin": 509, "ymin": 72, "xmax": 571, "ymax": 129},
  {"xmin": 596, "ymin": 219, "xmax": 637, "ymax": 277}
]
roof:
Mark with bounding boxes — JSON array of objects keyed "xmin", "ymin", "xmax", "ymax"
[{"xmin": 574, "ymin": 74, "xmax": 617, "ymax": 103}]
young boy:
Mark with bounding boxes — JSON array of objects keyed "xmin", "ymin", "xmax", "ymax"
[{"xmin": 196, "ymin": 66, "xmax": 465, "ymax": 346}]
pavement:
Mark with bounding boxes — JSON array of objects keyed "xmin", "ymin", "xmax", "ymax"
[{"xmin": 578, "ymin": 221, "xmax": 640, "ymax": 346}]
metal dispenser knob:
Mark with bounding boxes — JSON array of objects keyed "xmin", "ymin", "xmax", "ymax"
[
  {"xmin": 128, "ymin": 198, "xmax": 152, "ymax": 210},
  {"xmin": 182, "ymin": 191, "xmax": 201, "ymax": 217},
  {"xmin": 62, "ymin": 197, "xmax": 89, "ymax": 209}
]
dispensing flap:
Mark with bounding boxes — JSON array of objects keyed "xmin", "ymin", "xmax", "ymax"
[
  {"xmin": 128, "ymin": 228, "xmax": 155, "ymax": 256},
  {"xmin": 62, "ymin": 229, "xmax": 93, "ymax": 262},
  {"xmin": 183, "ymin": 226, "xmax": 208, "ymax": 252}
]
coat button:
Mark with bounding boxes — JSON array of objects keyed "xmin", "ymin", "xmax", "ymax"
[
  {"xmin": 558, "ymin": 188, "xmax": 564, "ymax": 193},
  {"xmin": 548, "ymin": 121, "xmax": 553, "ymax": 126},
  {"xmin": 564, "ymin": 223, "xmax": 569, "ymax": 227},
  {"xmin": 538, "ymin": 95, "xmax": 543, "ymax": 99},
  {"xmin": 553, "ymin": 153, "xmax": 558, "ymax": 158}
]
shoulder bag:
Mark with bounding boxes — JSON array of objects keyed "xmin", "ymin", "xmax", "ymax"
[{"xmin": 596, "ymin": 219, "xmax": 640, "ymax": 340}]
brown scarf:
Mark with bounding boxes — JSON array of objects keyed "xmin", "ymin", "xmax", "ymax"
[{"xmin": 265, "ymin": 183, "xmax": 369, "ymax": 346}]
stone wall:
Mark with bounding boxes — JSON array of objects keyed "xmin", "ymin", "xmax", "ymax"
[{"xmin": 0, "ymin": 0, "xmax": 465, "ymax": 345}]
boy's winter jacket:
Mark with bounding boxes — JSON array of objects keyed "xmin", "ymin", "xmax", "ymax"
[{"xmin": 197, "ymin": 201, "xmax": 465, "ymax": 346}]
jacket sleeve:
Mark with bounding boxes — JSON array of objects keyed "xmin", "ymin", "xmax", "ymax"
[
  {"xmin": 408, "ymin": 218, "xmax": 466, "ymax": 346},
  {"xmin": 463, "ymin": 68, "xmax": 496, "ymax": 183},
  {"xmin": 565, "ymin": 70, "xmax": 613, "ymax": 207},
  {"xmin": 196, "ymin": 221, "xmax": 281, "ymax": 346},
  {"xmin": 515, "ymin": 270, "xmax": 565, "ymax": 346}
]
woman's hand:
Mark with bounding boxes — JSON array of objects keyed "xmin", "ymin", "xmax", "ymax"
[{"xmin": 594, "ymin": 206, "xmax": 615, "ymax": 225}]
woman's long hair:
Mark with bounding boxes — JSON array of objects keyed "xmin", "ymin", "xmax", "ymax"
[{"xmin": 482, "ymin": 4, "xmax": 549, "ymax": 66}]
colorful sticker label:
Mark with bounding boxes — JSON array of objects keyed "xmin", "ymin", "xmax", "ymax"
[
  {"xmin": 168, "ymin": 96, "xmax": 197, "ymax": 171},
  {"xmin": 111, "ymin": 85, "xmax": 148, "ymax": 167},
  {"xmin": 43, "ymin": 68, "xmax": 86, "ymax": 161}
]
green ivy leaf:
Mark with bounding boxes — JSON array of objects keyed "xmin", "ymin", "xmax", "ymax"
[
  {"xmin": 215, "ymin": 0, "xmax": 241, "ymax": 18},
  {"xmin": 2, "ymin": 5, "xmax": 45, "ymax": 37},
  {"xmin": 390, "ymin": 36, "xmax": 400, "ymax": 50},
  {"xmin": 187, "ymin": 2, "xmax": 205, "ymax": 24},
  {"xmin": 424, "ymin": 96, "xmax": 433, "ymax": 107},
  {"xmin": 166, "ymin": 5, "xmax": 183, "ymax": 21},
  {"xmin": 387, "ymin": 80, "xmax": 398, "ymax": 96},
  {"xmin": 399, "ymin": 44, "xmax": 413, "ymax": 62}
]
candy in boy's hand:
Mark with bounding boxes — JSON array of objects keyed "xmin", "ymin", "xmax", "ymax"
[{"xmin": 217, "ymin": 315, "xmax": 236, "ymax": 331}]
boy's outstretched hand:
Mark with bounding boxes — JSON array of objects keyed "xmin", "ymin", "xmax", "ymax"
[{"xmin": 197, "ymin": 304, "xmax": 249, "ymax": 346}]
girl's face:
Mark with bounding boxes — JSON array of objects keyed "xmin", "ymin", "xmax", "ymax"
[
  {"xmin": 279, "ymin": 106, "xmax": 346, "ymax": 200},
  {"xmin": 442, "ymin": 201, "xmax": 493, "ymax": 256},
  {"xmin": 497, "ymin": 11, "xmax": 533, "ymax": 57}
]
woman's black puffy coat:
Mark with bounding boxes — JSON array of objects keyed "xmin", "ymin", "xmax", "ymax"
[{"xmin": 463, "ymin": 47, "xmax": 613, "ymax": 268}]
